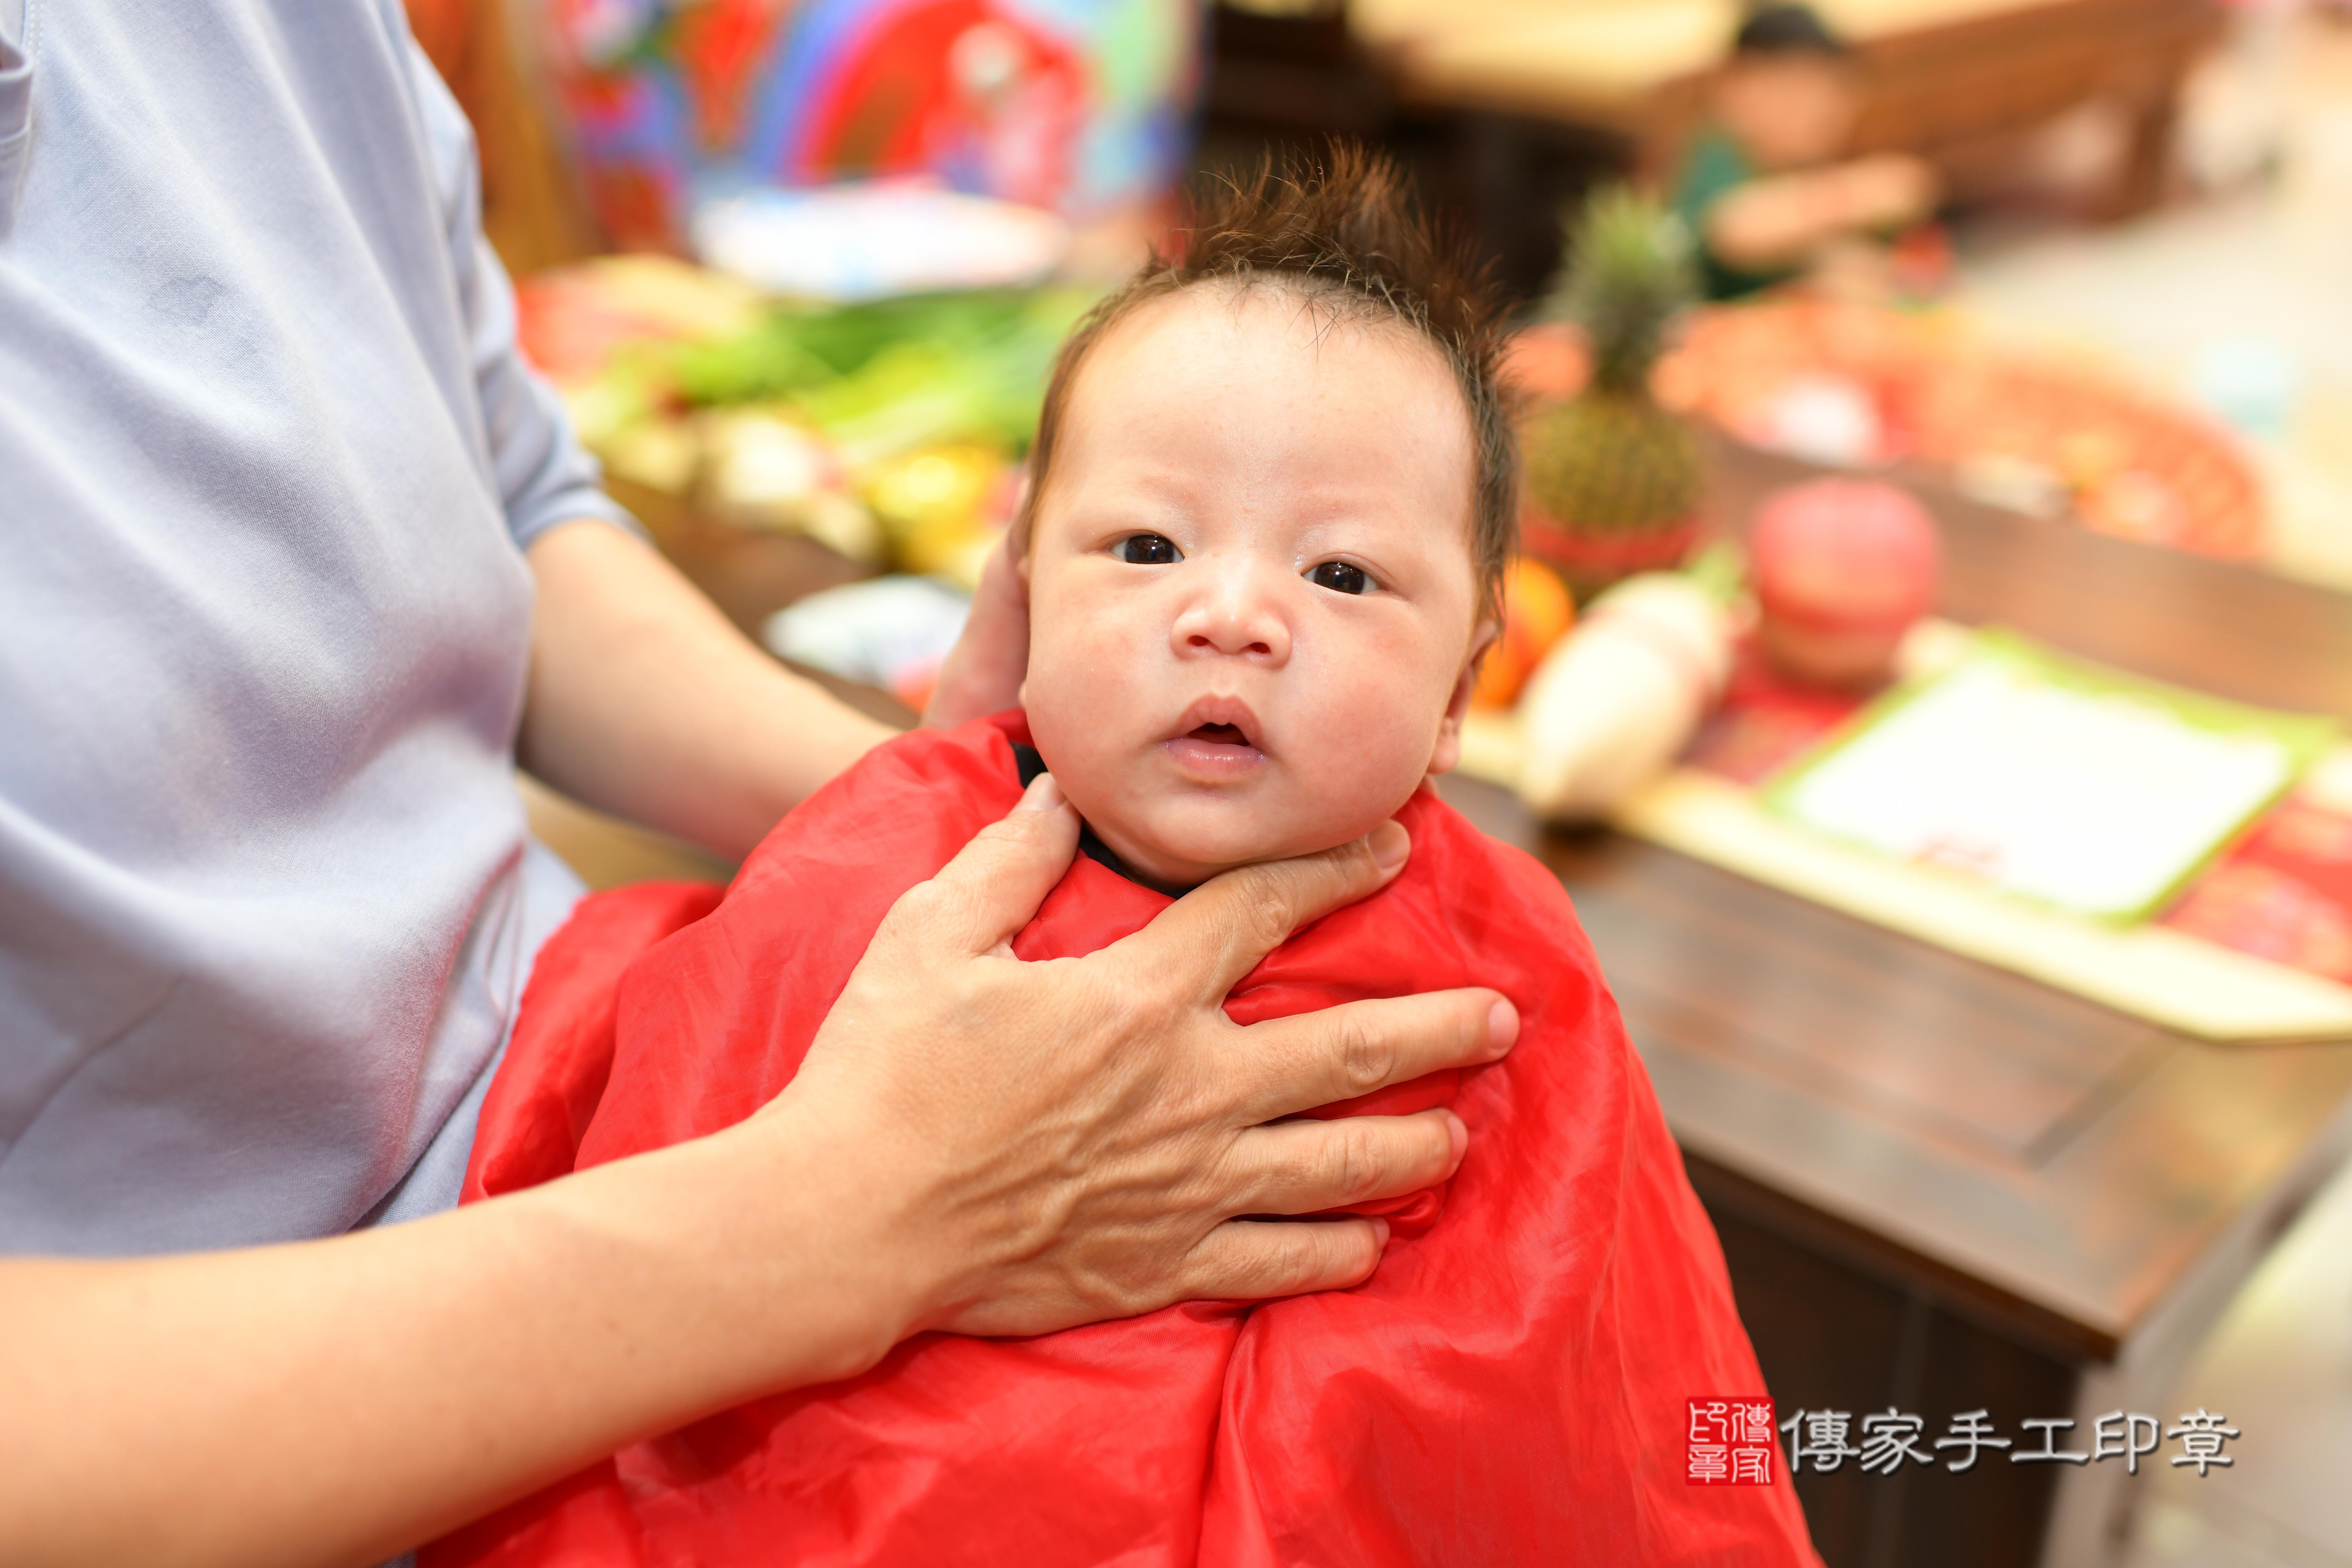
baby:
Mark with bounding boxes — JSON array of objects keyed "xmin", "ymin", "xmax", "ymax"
[
  {"xmin": 432, "ymin": 151, "xmax": 1816, "ymax": 1568},
  {"xmin": 1010, "ymin": 150, "xmax": 1510, "ymax": 895}
]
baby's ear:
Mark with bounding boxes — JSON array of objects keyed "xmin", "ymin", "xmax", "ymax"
[{"xmin": 1428, "ymin": 618, "xmax": 1502, "ymax": 778}]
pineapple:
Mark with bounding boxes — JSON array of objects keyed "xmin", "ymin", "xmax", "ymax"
[{"xmin": 1520, "ymin": 187, "xmax": 1705, "ymax": 601}]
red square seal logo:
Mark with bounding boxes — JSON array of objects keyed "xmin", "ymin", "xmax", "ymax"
[{"xmin": 1687, "ymin": 1397, "xmax": 1777, "ymax": 1485}]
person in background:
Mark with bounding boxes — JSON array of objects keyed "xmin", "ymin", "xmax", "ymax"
[{"xmin": 1671, "ymin": 3, "xmax": 1941, "ymax": 299}]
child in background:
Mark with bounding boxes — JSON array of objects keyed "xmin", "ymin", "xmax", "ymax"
[
  {"xmin": 1673, "ymin": 3, "xmax": 1940, "ymax": 299},
  {"xmin": 430, "ymin": 149, "xmax": 1818, "ymax": 1568}
]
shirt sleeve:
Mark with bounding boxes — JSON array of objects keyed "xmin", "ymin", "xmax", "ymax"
[
  {"xmin": 1670, "ymin": 127, "xmax": 1786, "ymax": 302},
  {"xmin": 1669, "ymin": 129, "xmax": 1752, "ymax": 246},
  {"xmin": 400, "ymin": 28, "xmax": 642, "ymax": 552}
]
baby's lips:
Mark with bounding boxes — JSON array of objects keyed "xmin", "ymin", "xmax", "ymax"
[{"xmin": 1167, "ymin": 692, "xmax": 1268, "ymax": 750}]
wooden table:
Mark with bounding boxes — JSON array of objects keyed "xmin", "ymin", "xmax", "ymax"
[
  {"xmin": 614, "ymin": 445, "xmax": 2352, "ymax": 1567},
  {"xmin": 1431, "ymin": 442, "xmax": 2352, "ymax": 1567}
]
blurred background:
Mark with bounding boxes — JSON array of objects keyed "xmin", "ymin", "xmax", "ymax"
[{"xmin": 402, "ymin": 2, "xmax": 2352, "ymax": 1563}]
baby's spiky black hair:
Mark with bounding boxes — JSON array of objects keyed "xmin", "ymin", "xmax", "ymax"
[{"xmin": 1016, "ymin": 142, "xmax": 1518, "ymax": 619}]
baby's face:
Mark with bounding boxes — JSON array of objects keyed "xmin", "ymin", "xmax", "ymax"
[{"xmin": 1021, "ymin": 285, "xmax": 1489, "ymax": 890}]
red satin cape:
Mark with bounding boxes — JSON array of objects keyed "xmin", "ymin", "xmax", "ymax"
[{"xmin": 427, "ymin": 713, "xmax": 1818, "ymax": 1567}]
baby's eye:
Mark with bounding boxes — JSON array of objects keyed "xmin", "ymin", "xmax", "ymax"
[
  {"xmin": 1117, "ymin": 533, "xmax": 1181, "ymax": 565},
  {"xmin": 1308, "ymin": 560, "xmax": 1374, "ymax": 595}
]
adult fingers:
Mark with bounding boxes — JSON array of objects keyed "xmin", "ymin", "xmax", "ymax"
[
  {"xmin": 1176, "ymin": 1216, "xmax": 1391, "ymax": 1304},
  {"xmin": 1121, "ymin": 822, "xmax": 1412, "ymax": 1004},
  {"xmin": 886, "ymin": 774, "xmax": 1080, "ymax": 957},
  {"xmin": 1228, "ymin": 989, "xmax": 1517, "ymax": 1126},
  {"xmin": 1223, "ymin": 1108, "xmax": 1465, "ymax": 1218},
  {"xmin": 922, "ymin": 535, "xmax": 1031, "ymax": 730}
]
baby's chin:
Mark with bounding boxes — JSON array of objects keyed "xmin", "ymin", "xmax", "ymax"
[{"xmin": 1085, "ymin": 801, "xmax": 1374, "ymax": 893}]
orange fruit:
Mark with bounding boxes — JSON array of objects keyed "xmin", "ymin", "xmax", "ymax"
[{"xmin": 1472, "ymin": 560, "xmax": 1576, "ymax": 711}]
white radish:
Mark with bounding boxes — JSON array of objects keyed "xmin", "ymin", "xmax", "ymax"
[{"xmin": 1515, "ymin": 572, "xmax": 1734, "ymax": 822}]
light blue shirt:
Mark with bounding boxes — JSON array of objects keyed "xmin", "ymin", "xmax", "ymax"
[{"xmin": 0, "ymin": 0, "xmax": 632, "ymax": 1252}]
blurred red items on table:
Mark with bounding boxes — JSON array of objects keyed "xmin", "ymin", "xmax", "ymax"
[
  {"xmin": 1470, "ymin": 558, "xmax": 1576, "ymax": 711},
  {"xmin": 1685, "ymin": 644, "xmax": 2352, "ymax": 985},
  {"xmin": 1505, "ymin": 303, "xmax": 2266, "ymax": 561},
  {"xmin": 1663, "ymin": 302, "xmax": 2265, "ymax": 558},
  {"xmin": 1749, "ymin": 479, "xmax": 1940, "ymax": 690},
  {"xmin": 2165, "ymin": 791, "xmax": 2352, "ymax": 984},
  {"xmin": 1683, "ymin": 643, "xmax": 1869, "ymax": 789}
]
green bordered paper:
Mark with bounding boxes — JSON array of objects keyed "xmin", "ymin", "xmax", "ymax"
[{"xmin": 1761, "ymin": 630, "xmax": 2337, "ymax": 926}]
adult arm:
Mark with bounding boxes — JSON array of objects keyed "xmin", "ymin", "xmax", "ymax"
[
  {"xmin": 1706, "ymin": 152, "xmax": 1939, "ymax": 272},
  {"xmin": 516, "ymin": 520, "xmax": 897, "ymax": 860},
  {"xmin": 0, "ymin": 795, "xmax": 1514, "ymax": 1568},
  {"xmin": 394, "ymin": 28, "xmax": 893, "ymax": 858},
  {"xmin": 409, "ymin": 42, "xmax": 896, "ymax": 857}
]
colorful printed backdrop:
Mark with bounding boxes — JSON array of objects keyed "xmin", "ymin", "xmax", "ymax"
[{"xmin": 543, "ymin": 0, "xmax": 1201, "ymax": 249}]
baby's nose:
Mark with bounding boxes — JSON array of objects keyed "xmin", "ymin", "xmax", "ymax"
[
  {"xmin": 1173, "ymin": 573, "xmax": 1291, "ymax": 663},
  {"xmin": 1184, "ymin": 625, "xmax": 1278, "ymax": 658}
]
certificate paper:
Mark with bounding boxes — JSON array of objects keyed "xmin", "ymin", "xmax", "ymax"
[{"xmin": 1766, "ymin": 632, "xmax": 2335, "ymax": 924}]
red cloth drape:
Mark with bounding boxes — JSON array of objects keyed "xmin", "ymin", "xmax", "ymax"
[{"xmin": 427, "ymin": 713, "xmax": 1818, "ymax": 1567}]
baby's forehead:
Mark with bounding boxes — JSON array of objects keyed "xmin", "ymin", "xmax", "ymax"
[
  {"xmin": 1066, "ymin": 291, "xmax": 1471, "ymax": 474},
  {"xmin": 1092, "ymin": 276, "xmax": 1451, "ymax": 374},
  {"xmin": 1061, "ymin": 283, "xmax": 1475, "ymax": 468}
]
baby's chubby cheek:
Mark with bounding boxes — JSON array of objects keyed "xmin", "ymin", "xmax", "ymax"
[
  {"xmin": 1257, "ymin": 659, "xmax": 1447, "ymax": 846},
  {"xmin": 1016, "ymin": 594, "xmax": 1150, "ymax": 791},
  {"xmin": 1024, "ymin": 603, "xmax": 1453, "ymax": 874}
]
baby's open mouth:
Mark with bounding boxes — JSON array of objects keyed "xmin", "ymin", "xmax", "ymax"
[{"xmin": 1164, "ymin": 701, "xmax": 1267, "ymax": 778}]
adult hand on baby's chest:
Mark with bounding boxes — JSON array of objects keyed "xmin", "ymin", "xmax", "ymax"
[
  {"xmin": 1015, "ymin": 846, "xmax": 1469, "ymax": 1124},
  {"xmin": 575, "ymin": 724, "xmax": 1514, "ymax": 1348}
]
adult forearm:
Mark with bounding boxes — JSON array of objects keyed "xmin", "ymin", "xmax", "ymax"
[
  {"xmin": 1707, "ymin": 156, "xmax": 1937, "ymax": 273},
  {"xmin": 0, "ymin": 788, "xmax": 1505, "ymax": 1568},
  {"xmin": 1706, "ymin": 175, "xmax": 1848, "ymax": 270},
  {"xmin": 517, "ymin": 520, "xmax": 895, "ymax": 861},
  {"xmin": 0, "ymin": 1112, "xmax": 905, "ymax": 1568}
]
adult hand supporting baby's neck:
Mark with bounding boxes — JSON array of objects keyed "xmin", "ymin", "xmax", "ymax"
[{"xmin": 744, "ymin": 770, "xmax": 1516, "ymax": 1355}]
